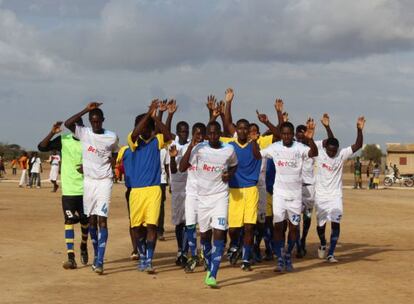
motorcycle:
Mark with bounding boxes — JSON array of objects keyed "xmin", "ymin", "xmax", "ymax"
[{"xmin": 383, "ymin": 174, "xmax": 414, "ymax": 187}]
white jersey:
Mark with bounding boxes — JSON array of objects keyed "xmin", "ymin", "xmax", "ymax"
[
  {"xmin": 49, "ymin": 155, "xmax": 61, "ymax": 166},
  {"xmin": 30, "ymin": 157, "xmax": 42, "ymax": 173},
  {"xmin": 75, "ymin": 125, "xmax": 119, "ymax": 179},
  {"xmin": 260, "ymin": 141, "xmax": 310, "ymax": 200},
  {"xmin": 189, "ymin": 142, "xmax": 238, "ymax": 196},
  {"xmin": 166, "ymin": 140, "xmax": 189, "ymax": 192},
  {"xmin": 302, "ymin": 157, "xmax": 315, "ymax": 185},
  {"xmin": 160, "ymin": 148, "xmax": 168, "ymax": 184},
  {"xmin": 315, "ymin": 141, "xmax": 354, "ymax": 200}
]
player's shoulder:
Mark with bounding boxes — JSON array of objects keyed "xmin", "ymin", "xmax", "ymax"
[{"xmin": 103, "ymin": 129, "xmax": 117, "ymax": 138}]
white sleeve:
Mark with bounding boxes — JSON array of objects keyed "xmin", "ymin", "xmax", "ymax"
[
  {"xmin": 260, "ymin": 145, "xmax": 273, "ymax": 159},
  {"xmin": 188, "ymin": 144, "xmax": 200, "ymax": 166},
  {"xmin": 228, "ymin": 148, "xmax": 238, "ymax": 167},
  {"xmin": 74, "ymin": 125, "xmax": 87, "ymax": 141},
  {"xmin": 341, "ymin": 146, "xmax": 354, "ymax": 160}
]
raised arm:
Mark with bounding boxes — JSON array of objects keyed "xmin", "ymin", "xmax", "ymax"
[
  {"xmin": 131, "ymin": 100, "xmax": 159, "ymax": 143},
  {"xmin": 206, "ymin": 95, "xmax": 216, "ymax": 122},
  {"xmin": 65, "ymin": 102, "xmax": 102, "ymax": 133},
  {"xmin": 321, "ymin": 113, "xmax": 334, "ymax": 138},
  {"xmin": 351, "ymin": 116, "xmax": 365, "ymax": 153},
  {"xmin": 153, "ymin": 108, "xmax": 174, "ymax": 143},
  {"xmin": 274, "ymin": 99, "xmax": 285, "ymax": 128},
  {"xmin": 304, "ymin": 118, "xmax": 318, "ymax": 158},
  {"xmin": 179, "ymin": 137, "xmax": 198, "ymax": 172},
  {"xmin": 165, "ymin": 99, "xmax": 177, "ymax": 135},
  {"xmin": 155, "ymin": 99, "xmax": 168, "ymax": 134},
  {"xmin": 168, "ymin": 145, "xmax": 179, "ymax": 174},
  {"xmin": 38, "ymin": 122, "xmax": 63, "ymax": 152},
  {"xmin": 256, "ymin": 110, "xmax": 280, "ymax": 140},
  {"xmin": 224, "ymin": 88, "xmax": 236, "ymax": 136},
  {"xmin": 250, "ymin": 133, "xmax": 262, "ymax": 160}
]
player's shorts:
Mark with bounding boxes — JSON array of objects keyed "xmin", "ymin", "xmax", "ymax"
[
  {"xmin": 198, "ymin": 191, "xmax": 229, "ymax": 233},
  {"xmin": 315, "ymin": 197, "xmax": 343, "ymax": 226},
  {"xmin": 49, "ymin": 165, "xmax": 59, "ymax": 181},
  {"xmin": 302, "ymin": 184, "xmax": 315, "ymax": 212},
  {"xmin": 266, "ymin": 193, "xmax": 273, "ymax": 217},
  {"xmin": 62, "ymin": 195, "xmax": 87, "ymax": 224},
  {"xmin": 373, "ymin": 177, "xmax": 380, "ymax": 185},
  {"xmin": 257, "ymin": 185, "xmax": 267, "ymax": 223},
  {"xmin": 129, "ymin": 185, "xmax": 161, "ymax": 227},
  {"xmin": 185, "ymin": 193, "xmax": 199, "ymax": 226},
  {"xmin": 229, "ymin": 186, "xmax": 259, "ymax": 227},
  {"xmin": 171, "ymin": 190, "xmax": 186, "ymax": 225},
  {"xmin": 354, "ymin": 175, "xmax": 362, "ymax": 183},
  {"xmin": 83, "ymin": 177, "xmax": 113, "ymax": 217},
  {"xmin": 273, "ymin": 195, "xmax": 301, "ymax": 225}
]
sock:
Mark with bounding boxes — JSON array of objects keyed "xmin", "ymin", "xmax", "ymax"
[
  {"xmin": 182, "ymin": 226, "xmax": 189, "ymax": 255},
  {"xmin": 186, "ymin": 225, "xmax": 197, "ymax": 257},
  {"xmin": 210, "ymin": 240, "xmax": 225, "ymax": 279},
  {"xmin": 295, "ymin": 228, "xmax": 302, "ymax": 251},
  {"xmin": 65, "ymin": 224, "xmax": 75, "ymax": 260},
  {"xmin": 242, "ymin": 245, "xmax": 252, "ymax": 263},
  {"xmin": 175, "ymin": 224, "xmax": 184, "ymax": 253},
  {"xmin": 328, "ymin": 224, "xmax": 340, "ymax": 256},
  {"xmin": 201, "ymin": 239, "xmax": 212, "ymax": 270},
  {"xmin": 146, "ymin": 241, "xmax": 155, "ymax": 263},
  {"xmin": 97, "ymin": 227, "xmax": 108, "ymax": 266},
  {"xmin": 301, "ymin": 216, "xmax": 311, "ymax": 249},
  {"xmin": 287, "ymin": 239, "xmax": 295, "ymax": 254},
  {"xmin": 137, "ymin": 237, "xmax": 147, "ymax": 259},
  {"xmin": 230, "ymin": 237, "xmax": 239, "ymax": 249},
  {"xmin": 89, "ymin": 226, "xmax": 98, "ymax": 260},
  {"xmin": 254, "ymin": 226, "xmax": 263, "ymax": 252},
  {"xmin": 80, "ymin": 223, "xmax": 89, "ymax": 250},
  {"xmin": 264, "ymin": 226, "xmax": 273, "ymax": 254},
  {"xmin": 317, "ymin": 225, "xmax": 327, "ymax": 247},
  {"xmin": 272, "ymin": 240, "xmax": 284, "ymax": 259}
]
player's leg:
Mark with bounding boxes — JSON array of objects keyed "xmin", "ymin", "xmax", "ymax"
[
  {"xmin": 75, "ymin": 195, "xmax": 89, "ymax": 265},
  {"xmin": 172, "ymin": 191, "xmax": 187, "ymax": 266},
  {"xmin": 184, "ymin": 194, "xmax": 199, "ymax": 272},
  {"xmin": 62, "ymin": 196, "xmax": 80, "ymax": 269},
  {"xmin": 300, "ymin": 208, "xmax": 312, "ymax": 255},
  {"xmin": 326, "ymin": 199, "xmax": 343, "ymax": 262},
  {"xmin": 285, "ymin": 213, "xmax": 300, "ymax": 272},
  {"xmin": 95, "ymin": 216, "xmax": 108, "ymax": 274},
  {"xmin": 315, "ymin": 200, "xmax": 329, "ymax": 259},
  {"xmin": 125, "ymin": 188, "xmax": 138, "ymax": 260},
  {"xmin": 157, "ymin": 183, "xmax": 166, "ymax": 241},
  {"xmin": 228, "ymin": 188, "xmax": 243, "ymax": 265},
  {"xmin": 89, "ymin": 215, "xmax": 99, "ymax": 268}
]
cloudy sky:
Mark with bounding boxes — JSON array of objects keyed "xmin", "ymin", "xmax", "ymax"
[{"xmin": 1, "ymin": 0, "xmax": 413, "ymax": 150}]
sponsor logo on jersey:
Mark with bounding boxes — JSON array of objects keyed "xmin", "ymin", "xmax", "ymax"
[
  {"xmin": 276, "ymin": 160, "xmax": 298, "ymax": 168},
  {"xmin": 202, "ymin": 163, "xmax": 225, "ymax": 173}
]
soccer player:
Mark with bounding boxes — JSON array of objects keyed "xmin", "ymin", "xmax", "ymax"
[
  {"xmin": 127, "ymin": 100, "xmax": 173, "ymax": 273},
  {"xmin": 295, "ymin": 113, "xmax": 334, "ymax": 258},
  {"xmin": 38, "ymin": 120, "xmax": 89, "ymax": 269},
  {"xmin": 259, "ymin": 119, "xmax": 318, "ymax": 272},
  {"xmin": 28, "ymin": 152, "xmax": 42, "ymax": 188},
  {"xmin": 64, "ymin": 102, "xmax": 119, "ymax": 275},
  {"xmin": 180, "ymin": 121, "xmax": 238, "ymax": 288},
  {"xmin": 18, "ymin": 151, "xmax": 29, "ymax": 187},
  {"xmin": 315, "ymin": 116, "xmax": 365, "ymax": 263},
  {"xmin": 48, "ymin": 150, "xmax": 61, "ymax": 192}
]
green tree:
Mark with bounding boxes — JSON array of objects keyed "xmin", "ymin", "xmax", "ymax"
[{"xmin": 361, "ymin": 144, "xmax": 383, "ymax": 163}]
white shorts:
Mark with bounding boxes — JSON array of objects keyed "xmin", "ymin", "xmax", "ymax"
[
  {"xmin": 257, "ymin": 184, "xmax": 267, "ymax": 223},
  {"xmin": 83, "ymin": 177, "xmax": 113, "ymax": 217},
  {"xmin": 49, "ymin": 165, "xmax": 59, "ymax": 181},
  {"xmin": 171, "ymin": 190, "xmax": 186, "ymax": 225},
  {"xmin": 198, "ymin": 191, "xmax": 228, "ymax": 233},
  {"xmin": 315, "ymin": 197, "xmax": 343, "ymax": 226},
  {"xmin": 302, "ymin": 184, "xmax": 315, "ymax": 212},
  {"xmin": 185, "ymin": 193, "xmax": 199, "ymax": 226},
  {"xmin": 273, "ymin": 195, "xmax": 301, "ymax": 225}
]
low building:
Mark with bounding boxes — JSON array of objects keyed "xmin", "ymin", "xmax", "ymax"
[{"xmin": 386, "ymin": 143, "xmax": 414, "ymax": 174}]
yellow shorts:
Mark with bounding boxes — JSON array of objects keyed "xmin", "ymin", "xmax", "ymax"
[
  {"xmin": 266, "ymin": 193, "xmax": 273, "ymax": 217},
  {"xmin": 229, "ymin": 186, "xmax": 258, "ymax": 227},
  {"xmin": 129, "ymin": 186, "xmax": 161, "ymax": 227}
]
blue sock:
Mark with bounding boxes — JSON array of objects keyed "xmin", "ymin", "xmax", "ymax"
[
  {"xmin": 295, "ymin": 228, "xmax": 302, "ymax": 250},
  {"xmin": 137, "ymin": 237, "xmax": 146, "ymax": 259},
  {"xmin": 264, "ymin": 226, "xmax": 272, "ymax": 253},
  {"xmin": 272, "ymin": 240, "xmax": 284, "ymax": 259},
  {"xmin": 287, "ymin": 239, "xmax": 295, "ymax": 254},
  {"xmin": 89, "ymin": 226, "xmax": 98, "ymax": 259},
  {"xmin": 242, "ymin": 245, "xmax": 252, "ymax": 263},
  {"xmin": 210, "ymin": 240, "xmax": 225, "ymax": 279},
  {"xmin": 201, "ymin": 239, "xmax": 212, "ymax": 270},
  {"xmin": 186, "ymin": 225, "xmax": 197, "ymax": 257},
  {"xmin": 146, "ymin": 241, "xmax": 155, "ymax": 262},
  {"xmin": 97, "ymin": 227, "xmax": 108, "ymax": 266},
  {"xmin": 182, "ymin": 226, "xmax": 189, "ymax": 255},
  {"xmin": 175, "ymin": 224, "xmax": 184, "ymax": 253},
  {"xmin": 328, "ymin": 226, "xmax": 340, "ymax": 256}
]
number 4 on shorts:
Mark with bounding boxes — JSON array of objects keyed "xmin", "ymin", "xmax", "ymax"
[{"xmin": 101, "ymin": 204, "xmax": 108, "ymax": 215}]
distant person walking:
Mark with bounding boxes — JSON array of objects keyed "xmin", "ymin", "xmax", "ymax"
[
  {"xmin": 372, "ymin": 164, "xmax": 380, "ymax": 189},
  {"xmin": 353, "ymin": 157, "xmax": 362, "ymax": 189},
  {"xmin": 29, "ymin": 152, "xmax": 42, "ymax": 188},
  {"xmin": 11, "ymin": 158, "xmax": 18, "ymax": 175},
  {"xmin": 48, "ymin": 150, "xmax": 61, "ymax": 192},
  {"xmin": 0, "ymin": 155, "xmax": 6, "ymax": 177},
  {"xmin": 18, "ymin": 152, "xmax": 29, "ymax": 187}
]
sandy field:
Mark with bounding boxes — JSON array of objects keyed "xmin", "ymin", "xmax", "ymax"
[{"xmin": 0, "ymin": 170, "xmax": 413, "ymax": 304}]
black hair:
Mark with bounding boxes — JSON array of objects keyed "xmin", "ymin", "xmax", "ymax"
[
  {"xmin": 280, "ymin": 122, "xmax": 294, "ymax": 133},
  {"xmin": 326, "ymin": 137, "xmax": 339, "ymax": 147},
  {"xmin": 134, "ymin": 113, "xmax": 155, "ymax": 130},
  {"xmin": 192, "ymin": 122, "xmax": 206, "ymax": 135},
  {"xmin": 89, "ymin": 108, "xmax": 104, "ymax": 120},
  {"xmin": 249, "ymin": 123, "xmax": 260, "ymax": 131},
  {"xmin": 176, "ymin": 121, "xmax": 189, "ymax": 132},
  {"xmin": 296, "ymin": 124, "xmax": 307, "ymax": 133},
  {"xmin": 236, "ymin": 119, "xmax": 250, "ymax": 126},
  {"xmin": 207, "ymin": 121, "xmax": 221, "ymax": 132}
]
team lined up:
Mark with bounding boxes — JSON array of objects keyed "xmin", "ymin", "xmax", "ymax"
[{"xmin": 38, "ymin": 88, "xmax": 365, "ymax": 288}]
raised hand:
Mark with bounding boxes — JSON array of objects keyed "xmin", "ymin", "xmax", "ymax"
[
  {"xmin": 256, "ymin": 110, "xmax": 269, "ymax": 123},
  {"xmin": 225, "ymin": 88, "xmax": 234, "ymax": 103},
  {"xmin": 206, "ymin": 95, "xmax": 217, "ymax": 111},
  {"xmin": 86, "ymin": 102, "xmax": 102, "ymax": 111},
  {"xmin": 158, "ymin": 99, "xmax": 168, "ymax": 112},
  {"xmin": 218, "ymin": 100, "xmax": 225, "ymax": 115},
  {"xmin": 148, "ymin": 99, "xmax": 159, "ymax": 117},
  {"xmin": 357, "ymin": 116, "xmax": 366, "ymax": 130},
  {"xmin": 169, "ymin": 145, "xmax": 178, "ymax": 157},
  {"xmin": 274, "ymin": 99, "xmax": 284, "ymax": 112},
  {"xmin": 51, "ymin": 121, "xmax": 63, "ymax": 134},
  {"xmin": 282, "ymin": 112, "xmax": 289, "ymax": 122},
  {"xmin": 304, "ymin": 118, "xmax": 316, "ymax": 139},
  {"xmin": 167, "ymin": 99, "xmax": 178, "ymax": 114},
  {"xmin": 321, "ymin": 113, "xmax": 330, "ymax": 127}
]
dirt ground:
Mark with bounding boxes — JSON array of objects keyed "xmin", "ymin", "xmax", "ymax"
[{"xmin": 0, "ymin": 170, "xmax": 413, "ymax": 304}]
